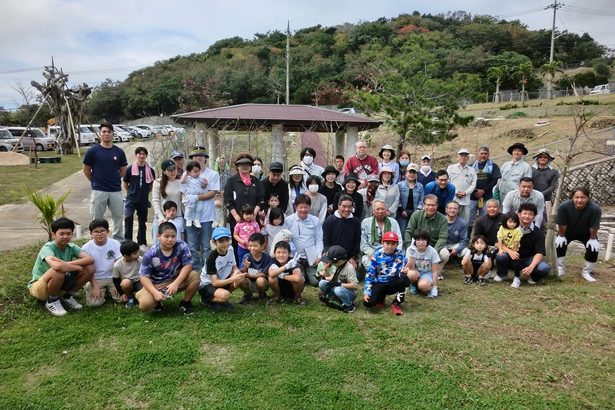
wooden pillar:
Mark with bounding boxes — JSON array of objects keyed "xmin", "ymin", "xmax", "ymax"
[
  {"xmin": 271, "ymin": 124, "xmax": 284, "ymax": 166},
  {"xmin": 208, "ymin": 128, "xmax": 219, "ymax": 162},
  {"xmin": 345, "ymin": 126, "xmax": 359, "ymax": 161},
  {"xmin": 335, "ymin": 129, "xmax": 345, "ymax": 158}
]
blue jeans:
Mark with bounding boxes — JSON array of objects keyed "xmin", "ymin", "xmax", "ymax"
[
  {"xmin": 318, "ymin": 279, "xmax": 356, "ymax": 307},
  {"xmin": 468, "ymin": 200, "xmax": 486, "ymax": 230},
  {"xmin": 186, "ymin": 221, "xmax": 213, "ymax": 272},
  {"xmin": 495, "ymin": 253, "xmax": 550, "ymax": 281}
]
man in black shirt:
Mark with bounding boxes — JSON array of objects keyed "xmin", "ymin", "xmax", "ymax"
[{"xmin": 494, "ymin": 203, "xmax": 550, "ymax": 287}]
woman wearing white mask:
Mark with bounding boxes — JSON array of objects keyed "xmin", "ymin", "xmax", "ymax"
[
  {"xmin": 305, "ymin": 175, "xmax": 328, "ymax": 223},
  {"xmin": 251, "ymin": 156, "xmax": 264, "ymax": 180},
  {"xmin": 397, "ymin": 149, "xmax": 411, "ymax": 183},
  {"xmin": 417, "ymin": 155, "xmax": 436, "ymax": 186},
  {"xmin": 300, "ymin": 147, "xmax": 324, "ymax": 182}
]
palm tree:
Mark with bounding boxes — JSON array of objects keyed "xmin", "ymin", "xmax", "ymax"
[
  {"xmin": 487, "ymin": 65, "xmax": 509, "ymax": 103},
  {"xmin": 515, "ymin": 62, "xmax": 533, "ymax": 106},
  {"xmin": 26, "ymin": 189, "xmax": 70, "ymax": 240},
  {"xmin": 540, "ymin": 61, "xmax": 564, "ymax": 100}
]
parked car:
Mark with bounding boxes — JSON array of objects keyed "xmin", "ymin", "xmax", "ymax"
[
  {"xmin": 115, "ymin": 125, "xmax": 137, "ymax": 140},
  {"xmin": 590, "ymin": 84, "xmax": 610, "ymax": 95},
  {"xmin": 77, "ymin": 125, "xmax": 97, "ymax": 145},
  {"xmin": 3, "ymin": 126, "xmax": 56, "ymax": 151},
  {"xmin": 133, "ymin": 125, "xmax": 156, "ymax": 139},
  {"xmin": 0, "ymin": 128, "xmax": 25, "ymax": 152}
]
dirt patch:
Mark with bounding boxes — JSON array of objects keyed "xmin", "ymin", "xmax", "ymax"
[
  {"xmin": 0, "ymin": 152, "xmax": 30, "ymax": 166},
  {"xmin": 498, "ymin": 128, "xmax": 536, "ymax": 140}
]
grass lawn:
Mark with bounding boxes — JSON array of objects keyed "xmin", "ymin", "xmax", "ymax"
[
  {"xmin": 0, "ymin": 149, "xmax": 87, "ymax": 206},
  {"xmin": 1, "ymin": 243, "xmax": 614, "ymax": 409}
]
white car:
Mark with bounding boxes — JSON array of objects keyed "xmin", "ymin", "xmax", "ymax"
[
  {"xmin": 0, "ymin": 128, "xmax": 24, "ymax": 152},
  {"xmin": 113, "ymin": 126, "xmax": 133, "ymax": 142},
  {"xmin": 133, "ymin": 125, "xmax": 156, "ymax": 139},
  {"xmin": 590, "ymin": 84, "xmax": 610, "ymax": 95},
  {"xmin": 77, "ymin": 125, "xmax": 97, "ymax": 145}
]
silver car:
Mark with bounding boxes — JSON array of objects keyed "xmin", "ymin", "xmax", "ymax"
[
  {"xmin": 0, "ymin": 128, "xmax": 24, "ymax": 152},
  {"xmin": 4, "ymin": 127, "xmax": 56, "ymax": 151}
]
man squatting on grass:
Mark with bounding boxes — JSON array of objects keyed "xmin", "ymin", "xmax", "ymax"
[
  {"xmin": 136, "ymin": 222, "xmax": 200, "ymax": 314},
  {"xmin": 29, "ymin": 217, "xmax": 96, "ymax": 317}
]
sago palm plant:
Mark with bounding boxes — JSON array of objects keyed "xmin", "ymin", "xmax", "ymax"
[{"xmin": 25, "ymin": 189, "xmax": 71, "ymax": 240}]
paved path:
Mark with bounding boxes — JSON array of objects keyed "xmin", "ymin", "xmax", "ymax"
[{"xmin": 0, "ymin": 141, "xmax": 146, "ymax": 251}]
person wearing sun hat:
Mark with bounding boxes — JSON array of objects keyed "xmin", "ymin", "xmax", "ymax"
[
  {"xmin": 287, "ymin": 165, "xmax": 307, "ymax": 213},
  {"xmin": 170, "ymin": 150, "xmax": 185, "ymax": 179},
  {"xmin": 531, "ymin": 148, "xmax": 559, "ymax": 203},
  {"xmin": 183, "ymin": 146, "xmax": 220, "ymax": 272},
  {"xmin": 447, "ymin": 148, "xmax": 477, "ymax": 223},
  {"xmin": 496, "ymin": 142, "xmax": 532, "ymax": 201},
  {"xmin": 376, "ymin": 165, "xmax": 400, "ymax": 216},
  {"xmin": 334, "ymin": 173, "xmax": 364, "ymax": 218},
  {"xmin": 378, "ymin": 144, "xmax": 400, "ymax": 184},
  {"xmin": 224, "ymin": 152, "xmax": 265, "ymax": 257}
]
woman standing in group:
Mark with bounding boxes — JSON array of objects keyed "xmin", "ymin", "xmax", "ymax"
[
  {"xmin": 251, "ymin": 157, "xmax": 264, "ymax": 181},
  {"xmin": 376, "ymin": 166, "xmax": 400, "ymax": 217},
  {"xmin": 287, "ymin": 165, "xmax": 307, "ymax": 214},
  {"xmin": 397, "ymin": 149, "xmax": 411, "ymax": 184},
  {"xmin": 224, "ymin": 152, "xmax": 265, "ymax": 245},
  {"xmin": 378, "ymin": 145, "xmax": 400, "ymax": 185},
  {"xmin": 319, "ymin": 165, "xmax": 342, "ymax": 217},
  {"xmin": 396, "ymin": 163, "xmax": 424, "ymax": 235},
  {"xmin": 305, "ymin": 175, "xmax": 328, "ymax": 223},
  {"xmin": 334, "ymin": 173, "xmax": 363, "ymax": 219},
  {"xmin": 151, "ymin": 159, "xmax": 182, "ymax": 242}
]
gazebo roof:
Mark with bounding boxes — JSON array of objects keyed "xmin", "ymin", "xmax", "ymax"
[{"xmin": 172, "ymin": 103, "xmax": 382, "ymax": 132}]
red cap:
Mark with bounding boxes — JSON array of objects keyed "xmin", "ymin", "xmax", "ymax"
[{"xmin": 382, "ymin": 231, "xmax": 399, "ymax": 243}]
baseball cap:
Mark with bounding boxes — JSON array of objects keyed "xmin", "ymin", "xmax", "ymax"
[
  {"xmin": 421, "ymin": 155, "xmax": 431, "ymax": 161},
  {"xmin": 170, "ymin": 150, "xmax": 184, "ymax": 159},
  {"xmin": 382, "ymin": 231, "xmax": 399, "ymax": 243},
  {"xmin": 212, "ymin": 227, "xmax": 231, "ymax": 240},
  {"xmin": 322, "ymin": 245, "xmax": 348, "ymax": 263},
  {"xmin": 366, "ymin": 175, "xmax": 380, "ymax": 183},
  {"xmin": 288, "ymin": 165, "xmax": 304, "ymax": 176},
  {"xmin": 406, "ymin": 163, "xmax": 419, "ymax": 172},
  {"xmin": 458, "ymin": 148, "xmax": 470, "ymax": 155},
  {"xmin": 160, "ymin": 159, "xmax": 176, "ymax": 171},
  {"xmin": 269, "ymin": 161, "xmax": 284, "ymax": 172}
]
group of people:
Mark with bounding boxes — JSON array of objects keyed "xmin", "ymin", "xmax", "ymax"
[{"xmin": 27, "ymin": 125, "xmax": 603, "ymax": 317}]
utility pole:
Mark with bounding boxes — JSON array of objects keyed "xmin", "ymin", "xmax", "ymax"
[
  {"xmin": 546, "ymin": 0, "xmax": 563, "ymax": 64},
  {"xmin": 285, "ymin": 21, "xmax": 290, "ymax": 105}
]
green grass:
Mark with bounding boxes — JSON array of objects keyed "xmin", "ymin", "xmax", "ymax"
[
  {"xmin": 0, "ymin": 149, "xmax": 87, "ymax": 206},
  {"xmin": 1, "ymin": 243, "xmax": 614, "ymax": 409}
]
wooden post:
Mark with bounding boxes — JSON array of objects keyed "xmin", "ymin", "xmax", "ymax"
[
  {"xmin": 208, "ymin": 128, "xmax": 219, "ymax": 163},
  {"xmin": 345, "ymin": 126, "xmax": 359, "ymax": 161},
  {"xmin": 271, "ymin": 124, "xmax": 284, "ymax": 165}
]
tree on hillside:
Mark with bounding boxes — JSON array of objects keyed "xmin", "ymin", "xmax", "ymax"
[
  {"xmin": 540, "ymin": 61, "xmax": 564, "ymax": 99},
  {"xmin": 514, "ymin": 62, "xmax": 533, "ymax": 106},
  {"xmin": 350, "ymin": 56, "xmax": 472, "ymax": 155},
  {"xmin": 487, "ymin": 65, "xmax": 508, "ymax": 103}
]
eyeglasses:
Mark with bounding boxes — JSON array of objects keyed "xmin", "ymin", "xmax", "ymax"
[{"xmin": 91, "ymin": 230, "xmax": 107, "ymax": 235}]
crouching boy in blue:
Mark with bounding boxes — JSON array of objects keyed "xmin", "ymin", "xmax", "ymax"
[
  {"xmin": 317, "ymin": 245, "xmax": 359, "ymax": 313},
  {"xmin": 29, "ymin": 217, "xmax": 95, "ymax": 316},
  {"xmin": 199, "ymin": 227, "xmax": 246, "ymax": 311},
  {"xmin": 363, "ymin": 231, "xmax": 410, "ymax": 316},
  {"xmin": 136, "ymin": 222, "xmax": 200, "ymax": 314}
]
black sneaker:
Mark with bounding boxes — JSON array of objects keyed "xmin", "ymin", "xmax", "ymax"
[
  {"xmin": 154, "ymin": 302, "xmax": 164, "ymax": 312},
  {"xmin": 463, "ymin": 276, "xmax": 473, "ymax": 285},
  {"xmin": 179, "ymin": 301, "xmax": 194, "ymax": 315},
  {"xmin": 239, "ymin": 293, "xmax": 253, "ymax": 304},
  {"xmin": 342, "ymin": 304, "xmax": 356, "ymax": 313},
  {"xmin": 478, "ymin": 277, "xmax": 486, "ymax": 286}
]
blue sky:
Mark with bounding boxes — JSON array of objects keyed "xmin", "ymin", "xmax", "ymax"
[{"xmin": 1, "ymin": 0, "xmax": 613, "ymax": 110}]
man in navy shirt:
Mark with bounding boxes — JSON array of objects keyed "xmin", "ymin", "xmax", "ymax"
[{"xmin": 83, "ymin": 122, "xmax": 128, "ymax": 240}]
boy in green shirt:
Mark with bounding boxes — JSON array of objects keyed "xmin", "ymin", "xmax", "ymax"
[{"xmin": 29, "ymin": 217, "xmax": 96, "ymax": 316}]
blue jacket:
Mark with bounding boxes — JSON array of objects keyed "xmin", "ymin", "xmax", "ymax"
[
  {"xmin": 397, "ymin": 181, "xmax": 424, "ymax": 213},
  {"xmin": 364, "ymin": 248, "xmax": 406, "ymax": 298},
  {"xmin": 424, "ymin": 181, "xmax": 456, "ymax": 213}
]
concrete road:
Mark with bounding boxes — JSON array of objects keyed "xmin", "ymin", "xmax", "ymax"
[{"xmin": 0, "ymin": 141, "xmax": 151, "ymax": 251}]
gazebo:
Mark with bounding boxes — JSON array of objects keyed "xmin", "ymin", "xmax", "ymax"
[{"xmin": 172, "ymin": 103, "xmax": 382, "ymax": 164}]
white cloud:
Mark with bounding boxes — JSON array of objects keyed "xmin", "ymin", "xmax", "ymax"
[{"xmin": 0, "ymin": 0, "xmax": 612, "ymax": 109}]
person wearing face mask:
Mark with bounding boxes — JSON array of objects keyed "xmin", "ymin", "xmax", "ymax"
[
  {"xmin": 299, "ymin": 147, "xmax": 324, "ymax": 182},
  {"xmin": 417, "ymin": 155, "xmax": 436, "ymax": 186},
  {"xmin": 251, "ymin": 157, "xmax": 264, "ymax": 180},
  {"xmin": 397, "ymin": 149, "xmax": 411, "ymax": 182},
  {"xmin": 378, "ymin": 145, "xmax": 400, "ymax": 185},
  {"xmin": 305, "ymin": 175, "xmax": 328, "ymax": 223}
]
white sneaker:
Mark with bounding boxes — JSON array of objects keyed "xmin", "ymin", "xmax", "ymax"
[
  {"xmin": 484, "ymin": 269, "xmax": 496, "ymax": 280},
  {"xmin": 527, "ymin": 278, "xmax": 536, "ymax": 285},
  {"xmin": 193, "ymin": 220, "xmax": 202, "ymax": 228},
  {"xmin": 185, "ymin": 219, "xmax": 193, "ymax": 227},
  {"xmin": 511, "ymin": 277, "xmax": 521, "ymax": 288},
  {"xmin": 581, "ymin": 271, "xmax": 597, "ymax": 282},
  {"xmin": 493, "ymin": 274, "xmax": 504, "ymax": 282},
  {"xmin": 62, "ymin": 296, "xmax": 83, "ymax": 310},
  {"xmin": 45, "ymin": 299, "xmax": 68, "ymax": 316}
]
